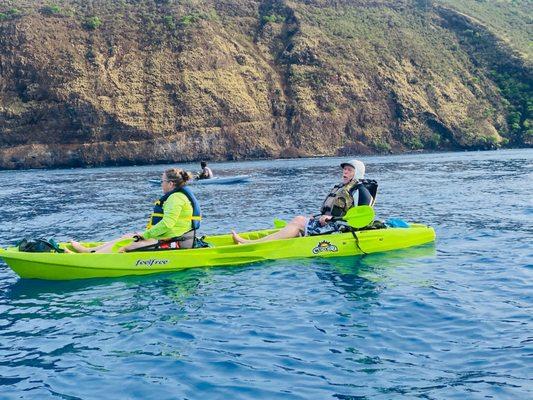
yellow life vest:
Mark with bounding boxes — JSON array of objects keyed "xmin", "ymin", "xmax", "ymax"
[{"xmin": 146, "ymin": 187, "xmax": 202, "ymax": 230}]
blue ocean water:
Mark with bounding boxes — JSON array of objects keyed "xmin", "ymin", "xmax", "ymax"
[{"xmin": 0, "ymin": 149, "xmax": 531, "ymax": 399}]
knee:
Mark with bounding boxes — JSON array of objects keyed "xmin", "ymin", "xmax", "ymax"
[{"xmin": 290, "ymin": 215, "xmax": 307, "ymax": 229}]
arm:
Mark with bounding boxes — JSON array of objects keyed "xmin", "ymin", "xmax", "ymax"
[
  {"xmin": 316, "ymin": 215, "xmax": 332, "ymax": 226},
  {"xmin": 141, "ymin": 193, "xmax": 186, "ymax": 239}
]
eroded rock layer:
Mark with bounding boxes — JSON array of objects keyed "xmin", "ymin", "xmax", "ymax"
[{"xmin": 0, "ymin": 0, "xmax": 531, "ymax": 169}]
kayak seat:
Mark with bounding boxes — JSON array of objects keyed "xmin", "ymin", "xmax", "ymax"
[
  {"xmin": 193, "ymin": 236, "xmax": 212, "ymax": 248},
  {"xmin": 358, "ymin": 220, "xmax": 387, "ymax": 230},
  {"xmin": 126, "ymin": 232, "xmax": 213, "ymax": 252}
]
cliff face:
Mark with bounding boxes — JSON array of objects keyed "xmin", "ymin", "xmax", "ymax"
[{"xmin": 0, "ymin": 0, "xmax": 530, "ymax": 169}]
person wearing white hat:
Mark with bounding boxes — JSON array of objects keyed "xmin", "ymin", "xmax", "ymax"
[
  {"xmin": 340, "ymin": 159, "xmax": 365, "ymax": 179},
  {"xmin": 232, "ymin": 159, "xmax": 375, "ymax": 244}
]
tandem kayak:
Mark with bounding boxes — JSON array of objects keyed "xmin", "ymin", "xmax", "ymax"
[
  {"xmin": 0, "ymin": 224, "xmax": 435, "ymax": 281},
  {"xmin": 149, "ymin": 175, "xmax": 250, "ymax": 185}
]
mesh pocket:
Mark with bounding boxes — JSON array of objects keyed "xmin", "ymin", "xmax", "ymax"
[{"xmin": 17, "ymin": 238, "xmax": 64, "ymax": 253}]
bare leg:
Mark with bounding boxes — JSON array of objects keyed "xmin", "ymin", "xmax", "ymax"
[
  {"xmin": 232, "ymin": 216, "xmax": 307, "ymax": 244},
  {"xmin": 70, "ymin": 235, "xmax": 133, "ymax": 253},
  {"xmin": 118, "ymin": 238, "xmax": 158, "ymax": 253},
  {"xmin": 70, "ymin": 241, "xmax": 94, "ymax": 253},
  {"xmin": 92, "ymin": 241, "xmax": 124, "ymax": 253}
]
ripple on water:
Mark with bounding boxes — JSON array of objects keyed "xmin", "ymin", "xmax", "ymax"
[{"xmin": 0, "ymin": 149, "xmax": 532, "ymax": 399}]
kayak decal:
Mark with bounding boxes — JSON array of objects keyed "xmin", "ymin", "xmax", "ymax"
[
  {"xmin": 135, "ymin": 259, "xmax": 169, "ymax": 267},
  {"xmin": 312, "ymin": 240, "xmax": 338, "ymax": 255}
]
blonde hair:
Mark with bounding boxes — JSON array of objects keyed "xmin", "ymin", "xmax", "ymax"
[{"xmin": 164, "ymin": 168, "xmax": 191, "ymax": 188}]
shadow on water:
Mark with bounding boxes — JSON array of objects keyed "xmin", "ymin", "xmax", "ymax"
[
  {"xmin": 3, "ymin": 244, "xmax": 436, "ymax": 302},
  {"xmin": 314, "ymin": 244, "xmax": 436, "ymax": 299},
  {"xmin": 3, "ymin": 268, "xmax": 209, "ymax": 301},
  {"xmin": 3, "ymin": 244, "xmax": 436, "ymax": 299}
]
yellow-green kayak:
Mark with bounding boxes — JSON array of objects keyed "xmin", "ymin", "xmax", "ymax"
[{"xmin": 0, "ymin": 224, "xmax": 435, "ymax": 280}]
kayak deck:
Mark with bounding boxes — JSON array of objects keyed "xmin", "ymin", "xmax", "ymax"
[{"xmin": 0, "ymin": 224, "xmax": 436, "ymax": 280}]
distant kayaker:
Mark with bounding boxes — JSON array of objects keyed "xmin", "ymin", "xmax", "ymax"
[
  {"xmin": 197, "ymin": 161, "xmax": 213, "ymax": 180},
  {"xmin": 231, "ymin": 159, "xmax": 375, "ymax": 244},
  {"xmin": 70, "ymin": 168, "xmax": 202, "ymax": 253}
]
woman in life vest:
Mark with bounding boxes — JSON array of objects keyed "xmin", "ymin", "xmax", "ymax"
[
  {"xmin": 70, "ymin": 168, "xmax": 201, "ymax": 253},
  {"xmin": 231, "ymin": 159, "xmax": 374, "ymax": 244}
]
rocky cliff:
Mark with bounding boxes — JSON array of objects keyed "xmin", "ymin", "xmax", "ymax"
[{"xmin": 0, "ymin": 0, "xmax": 531, "ymax": 169}]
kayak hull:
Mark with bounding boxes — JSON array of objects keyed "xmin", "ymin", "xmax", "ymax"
[
  {"xmin": 149, "ymin": 175, "xmax": 250, "ymax": 185},
  {"xmin": 0, "ymin": 224, "xmax": 435, "ymax": 280},
  {"xmin": 194, "ymin": 175, "xmax": 250, "ymax": 185}
]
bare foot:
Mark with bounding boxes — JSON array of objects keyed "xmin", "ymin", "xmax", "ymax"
[
  {"xmin": 70, "ymin": 241, "xmax": 91, "ymax": 253},
  {"xmin": 231, "ymin": 230, "xmax": 249, "ymax": 244}
]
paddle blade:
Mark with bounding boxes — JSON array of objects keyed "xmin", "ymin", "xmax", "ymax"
[
  {"xmin": 342, "ymin": 205, "xmax": 375, "ymax": 228},
  {"xmin": 274, "ymin": 218, "xmax": 287, "ymax": 228}
]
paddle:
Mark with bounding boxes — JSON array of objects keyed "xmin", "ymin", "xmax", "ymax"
[
  {"xmin": 337, "ymin": 205, "xmax": 375, "ymax": 229},
  {"xmin": 273, "ymin": 218, "xmax": 287, "ymax": 228},
  {"xmin": 273, "ymin": 206, "xmax": 375, "ymax": 230}
]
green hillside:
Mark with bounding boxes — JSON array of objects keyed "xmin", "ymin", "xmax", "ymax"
[
  {"xmin": 0, "ymin": 0, "xmax": 530, "ymax": 169},
  {"xmin": 437, "ymin": 0, "xmax": 532, "ymax": 60}
]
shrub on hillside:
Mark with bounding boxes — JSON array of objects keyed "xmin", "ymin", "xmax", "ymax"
[
  {"xmin": 84, "ymin": 16, "xmax": 102, "ymax": 30},
  {"xmin": 371, "ymin": 139, "xmax": 392, "ymax": 153},
  {"xmin": 41, "ymin": 5, "xmax": 62, "ymax": 16},
  {"xmin": 262, "ymin": 14, "xmax": 285, "ymax": 24},
  {"xmin": 0, "ymin": 8, "xmax": 21, "ymax": 21},
  {"xmin": 163, "ymin": 15, "xmax": 175, "ymax": 30},
  {"xmin": 177, "ymin": 11, "xmax": 216, "ymax": 27},
  {"xmin": 180, "ymin": 13, "xmax": 201, "ymax": 26}
]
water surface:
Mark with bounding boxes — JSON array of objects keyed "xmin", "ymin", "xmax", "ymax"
[{"xmin": 0, "ymin": 149, "xmax": 531, "ymax": 399}]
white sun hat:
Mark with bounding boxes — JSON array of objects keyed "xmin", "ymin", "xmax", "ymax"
[{"xmin": 340, "ymin": 159, "xmax": 365, "ymax": 179}]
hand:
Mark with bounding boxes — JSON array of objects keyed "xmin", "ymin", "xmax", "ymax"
[
  {"xmin": 318, "ymin": 215, "xmax": 332, "ymax": 226},
  {"xmin": 132, "ymin": 233, "xmax": 144, "ymax": 242}
]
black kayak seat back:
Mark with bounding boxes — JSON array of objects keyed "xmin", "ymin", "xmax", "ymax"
[{"xmin": 360, "ymin": 179, "xmax": 378, "ymax": 206}]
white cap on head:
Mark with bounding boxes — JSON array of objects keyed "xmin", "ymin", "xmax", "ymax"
[{"xmin": 340, "ymin": 159, "xmax": 365, "ymax": 179}]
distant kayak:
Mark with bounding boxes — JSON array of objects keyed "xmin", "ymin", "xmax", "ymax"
[
  {"xmin": 149, "ymin": 175, "xmax": 250, "ymax": 185},
  {"xmin": 194, "ymin": 175, "xmax": 251, "ymax": 185}
]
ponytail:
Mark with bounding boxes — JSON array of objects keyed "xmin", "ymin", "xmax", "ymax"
[{"xmin": 164, "ymin": 168, "xmax": 192, "ymax": 188}]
